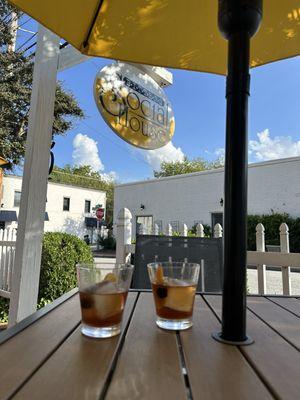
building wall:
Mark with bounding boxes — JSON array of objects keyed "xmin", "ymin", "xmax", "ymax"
[
  {"xmin": 114, "ymin": 157, "xmax": 300, "ymax": 236},
  {"xmin": 2, "ymin": 175, "xmax": 106, "ymax": 239}
]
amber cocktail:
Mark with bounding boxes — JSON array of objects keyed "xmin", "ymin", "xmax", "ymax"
[
  {"xmin": 148, "ymin": 262, "xmax": 200, "ymax": 330},
  {"xmin": 77, "ymin": 264, "xmax": 134, "ymax": 338}
]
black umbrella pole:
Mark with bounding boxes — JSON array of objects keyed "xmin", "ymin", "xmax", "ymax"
[
  {"xmin": 213, "ymin": 0, "xmax": 262, "ymax": 345},
  {"xmin": 221, "ymin": 31, "xmax": 251, "ymax": 344}
]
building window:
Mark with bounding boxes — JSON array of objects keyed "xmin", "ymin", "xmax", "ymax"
[
  {"xmin": 63, "ymin": 197, "xmax": 70, "ymax": 211},
  {"xmin": 14, "ymin": 191, "xmax": 21, "ymax": 207},
  {"xmin": 0, "ymin": 221, "xmax": 5, "ymax": 230},
  {"xmin": 136, "ymin": 215, "xmax": 153, "ymax": 235},
  {"xmin": 170, "ymin": 220, "xmax": 179, "ymax": 232},
  {"xmin": 154, "ymin": 220, "xmax": 163, "ymax": 233},
  {"xmin": 85, "ymin": 200, "xmax": 91, "ymax": 213},
  {"xmin": 211, "ymin": 212, "xmax": 223, "ymax": 230}
]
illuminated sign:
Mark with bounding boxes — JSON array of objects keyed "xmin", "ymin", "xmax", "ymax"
[{"xmin": 94, "ymin": 63, "xmax": 175, "ymax": 149}]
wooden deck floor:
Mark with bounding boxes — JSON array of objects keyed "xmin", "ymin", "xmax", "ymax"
[{"xmin": 0, "ymin": 291, "xmax": 299, "ymax": 400}]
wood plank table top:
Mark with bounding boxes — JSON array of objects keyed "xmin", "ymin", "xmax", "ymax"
[{"xmin": 0, "ymin": 290, "xmax": 299, "ymax": 400}]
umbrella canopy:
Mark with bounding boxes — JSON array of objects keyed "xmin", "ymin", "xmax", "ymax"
[
  {"xmin": 0, "ymin": 157, "xmax": 8, "ymax": 167},
  {"xmin": 9, "ymin": 0, "xmax": 300, "ymax": 74}
]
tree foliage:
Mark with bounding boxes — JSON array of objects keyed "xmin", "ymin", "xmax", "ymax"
[
  {"xmin": 50, "ymin": 165, "xmax": 115, "ymax": 226},
  {"xmin": 0, "ymin": 1, "xmax": 84, "ymax": 169},
  {"xmin": 154, "ymin": 156, "xmax": 224, "ymax": 178},
  {"xmin": 247, "ymin": 213, "xmax": 300, "ymax": 252}
]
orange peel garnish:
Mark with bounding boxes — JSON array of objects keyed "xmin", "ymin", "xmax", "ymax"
[
  {"xmin": 104, "ymin": 272, "xmax": 117, "ymax": 282},
  {"xmin": 156, "ymin": 265, "xmax": 164, "ymax": 284}
]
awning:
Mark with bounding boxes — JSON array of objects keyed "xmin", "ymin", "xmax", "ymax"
[
  {"xmin": 0, "ymin": 210, "xmax": 18, "ymax": 222},
  {"xmin": 85, "ymin": 217, "xmax": 98, "ymax": 228},
  {"xmin": 8, "ymin": 1, "xmax": 300, "ymax": 75},
  {"xmin": 85, "ymin": 217, "xmax": 105, "ymax": 228}
]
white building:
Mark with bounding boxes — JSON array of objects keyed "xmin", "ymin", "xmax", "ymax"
[
  {"xmin": 114, "ymin": 156, "xmax": 300, "ymax": 236},
  {"xmin": 1, "ymin": 175, "xmax": 106, "ymax": 241}
]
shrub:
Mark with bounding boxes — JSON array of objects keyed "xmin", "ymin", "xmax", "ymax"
[
  {"xmin": 99, "ymin": 232, "xmax": 116, "ymax": 250},
  {"xmin": 38, "ymin": 232, "xmax": 93, "ymax": 302},
  {"xmin": 247, "ymin": 213, "xmax": 300, "ymax": 252},
  {"xmin": 190, "ymin": 223, "xmax": 212, "ymax": 238},
  {"xmin": 0, "ymin": 298, "xmax": 9, "ymax": 323}
]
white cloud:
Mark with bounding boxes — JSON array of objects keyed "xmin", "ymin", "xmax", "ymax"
[
  {"xmin": 214, "ymin": 148, "xmax": 225, "ymax": 158},
  {"xmin": 141, "ymin": 141, "xmax": 185, "ymax": 170},
  {"xmin": 72, "ymin": 133, "xmax": 117, "ymax": 180},
  {"xmin": 72, "ymin": 133, "xmax": 104, "ymax": 171},
  {"xmin": 100, "ymin": 171, "xmax": 118, "ymax": 182},
  {"xmin": 249, "ymin": 129, "xmax": 300, "ymax": 161},
  {"xmin": 210, "ymin": 129, "xmax": 300, "ymax": 164}
]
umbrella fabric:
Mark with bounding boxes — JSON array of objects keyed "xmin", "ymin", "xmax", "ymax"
[{"xmin": 9, "ymin": 0, "xmax": 300, "ymax": 74}]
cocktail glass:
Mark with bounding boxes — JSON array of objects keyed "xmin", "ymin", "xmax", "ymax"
[
  {"xmin": 148, "ymin": 262, "xmax": 200, "ymax": 330},
  {"xmin": 76, "ymin": 263, "xmax": 134, "ymax": 338}
]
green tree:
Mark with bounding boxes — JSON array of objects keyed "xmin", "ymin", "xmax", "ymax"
[
  {"xmin": 0, "ymin": 1, "xmax": 84, "ymax": 169},
  {"xmin": 50, "ymin": 165, "xmax": 115, "ymax": 227},
  {"xmin": 154, "ymin": 156, "xmax": 223, "ymax": 178}
]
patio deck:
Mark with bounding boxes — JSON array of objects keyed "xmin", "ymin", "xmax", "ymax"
[{"xmin": 0, "ymin": 290, "xmax": 299, "ymax": 400}]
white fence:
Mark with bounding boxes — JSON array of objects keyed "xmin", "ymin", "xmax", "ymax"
[
  {"xmin": 0, "ymin": 228, "xmax": 17, "ymax": 298},
  {"xmin": 115, "ymin": 208, "xmax": 300, "ymax": 296}
]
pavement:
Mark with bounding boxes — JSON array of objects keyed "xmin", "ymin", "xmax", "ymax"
[{"xmin": 247, "ymin": 268, "xmax": 300, "ymax": 295}]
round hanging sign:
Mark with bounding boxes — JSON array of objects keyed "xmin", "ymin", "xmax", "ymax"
[{"xmin": 94, "ymin": 62, "xmax": 175, "ymax": 149}]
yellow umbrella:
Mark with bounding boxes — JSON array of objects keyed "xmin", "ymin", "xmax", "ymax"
[
  {"xmin": 0, "ymin": 157, "xmax": 8, "ymax": 167},
  {"xmin": 8, "ymin": 0, "xmax": 297, "ymax": 345},
  {"xmin": 8, "ymin": 0, "xmax": 300, "ymax": 74}
]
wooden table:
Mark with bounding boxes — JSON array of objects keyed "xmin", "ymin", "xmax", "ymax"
[{"xmin": 0, "ymin": 289, "xmax": 300, "ymax": 400}]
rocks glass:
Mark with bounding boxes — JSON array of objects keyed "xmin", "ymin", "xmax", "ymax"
[
  {"xmin": 76, "ymin": 263, "xmax": 134, "ymax": 338},
  {"xmin": 148, "ymin": 262, "xmax": 200, "ymax": 330}
]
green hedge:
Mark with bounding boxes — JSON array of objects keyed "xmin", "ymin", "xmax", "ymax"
[
  {"xmin": 0, "ymin": 232, "xmax": 93, "ymax": 322},
  {"xmin": 39, "ymin": 232, "xmax": 93, "ymax": 301},
  {"xmin": 247, "ymin": 213, "xmax": 300, "ymax": 252}
]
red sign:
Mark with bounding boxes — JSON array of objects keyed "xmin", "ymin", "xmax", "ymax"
[{"xmin": 96, "ymin": 208, "xmax": 104, "ymax": 220}]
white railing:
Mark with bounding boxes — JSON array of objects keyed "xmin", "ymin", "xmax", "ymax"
[
  {"xmin": 0, "ymin": 228, "xmax": 17, "ymax": 298},
  {"xmin": 115, "ymin": 208, "xmax": 300, "ymax": 296}
]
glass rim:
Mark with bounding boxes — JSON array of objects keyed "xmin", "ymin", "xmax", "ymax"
[
  {"xmin": 76, "ymin": 263, "xmax": 134, "ymax": 272},
  {"xmin": 147, "ymin": 262, "xmax": 200, "ymax": 269}
]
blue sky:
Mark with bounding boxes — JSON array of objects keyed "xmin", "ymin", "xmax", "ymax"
[{"xmin": 16, "ymin": 18, "xmax": 300, "ymax": 183}]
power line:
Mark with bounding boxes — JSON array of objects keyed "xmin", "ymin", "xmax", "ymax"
[
  {"xmin": 2, "ymin": 12, "xmax": 23, "ymax": 26},
  {"xmin": 17, "ymin": 17, "xmax": 31, "ymax": 29},
  {"xmin": 16, "ymin": 31, "xmax": 37, "ymax": 52}
]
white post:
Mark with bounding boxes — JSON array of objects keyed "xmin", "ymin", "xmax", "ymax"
[
  {"xmin": 182, "ymin": 223, "xmax": 188, "ymax": 237},
  {"xmin": 256, "ymin": 223, "xmax": 266, "ymax": 295},
  {"xmin": 9, "ymin": 26, "xmax": 60, "ymax": 326},
  {"xmin": 280, "ymin": 223, "xmax": 291, "ymax": 296},
  {"xmin": 154, "ymin": 223, "xmax": 159, "ymax": 235},
  {"xmin": 214, "ymin": 223, "xmax": 223, "ymax": 238},
  {"xmin": 166, "ymin": 223, "xmax": 173, "ymax": 236},
  {"xmin": 116, "ymin": 208, "xmax": 132, "ymax": 264},
  {"xmin": 196, "ymin": 223, "xmax": 204, "ymax": 238}
]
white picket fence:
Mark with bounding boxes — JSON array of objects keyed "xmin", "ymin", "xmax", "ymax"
[
  {"xmin": 0, "ymin": 228, "xmax": 17, "ymax": 298},
  {"xmin": 115, "ymin": 208, "xmax": 300, "ymax": 296}
]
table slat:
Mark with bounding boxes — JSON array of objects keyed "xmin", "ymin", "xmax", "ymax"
[
  {"xmin": 205, "ymin": 295, "xmax": 300, "ymax": 400},
  {"xmin": 11, "ymin": 293, "xmax": 138, "ymax": 400},
  {"xmin": 267, "ymin": 297, "xmax": 300, "ymax": 318},
  {"xmin": 105, "ymin": 293, "xmax": 187, "ymax": 400},
  {"xmin": 180, "ymin": 296, "xmax": 273, "ymax": 400},
  {"xmin": 247, "ymin": 297, "xmax": 300, "ymax": 350},
  {"xmin": 0, "ymin": 294, "xmax": 80, "ymax": 400}
]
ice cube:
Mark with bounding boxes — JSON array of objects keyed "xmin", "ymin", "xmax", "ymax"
[
  {"xmin": 164, "ymin": 286, "xmax": 195, "ymax": 312},
  {"xmin": 85, "ymin": 281, "xmax": 116, "ymax": 294},
  {"xmin": 94, "ymin": 292, "xmax": 124, "ymax": 318}
]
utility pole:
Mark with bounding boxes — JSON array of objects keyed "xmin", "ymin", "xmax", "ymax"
[{"xmin": 7, "ymin": 11, "xmax": 18, "ymax": 53}]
